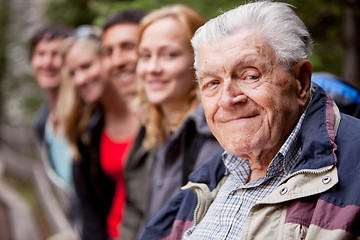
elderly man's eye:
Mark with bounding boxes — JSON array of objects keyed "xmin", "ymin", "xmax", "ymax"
[
  {"xmin": 246, "ymin": 75, "xmax": 259, "ymax": 80},
  {"xmin": 203, "ymin": 80, "xmax": 219, "ymax": 89}
]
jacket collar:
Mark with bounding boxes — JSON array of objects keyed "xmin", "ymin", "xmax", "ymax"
[
  {"xmin": 188, "ymin": 147, "xmax": 226, "ymax": 191},
  {"xmin": 187, "ymin": 84, "xmax": 340, "ymax": 188},
  {"xmin": 291, "ymin": 84, "xmax": 340, "ymax": 173}
]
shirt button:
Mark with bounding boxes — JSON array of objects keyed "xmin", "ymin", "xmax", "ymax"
[
  {"xmin": 280, "ymin": 187, "xmax": 288, "ymax": 195},
  {"xmin": 322, "ymin": 176, "xmax": 331, "ymax": 184}
]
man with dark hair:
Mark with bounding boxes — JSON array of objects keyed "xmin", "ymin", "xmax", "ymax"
[
  {"xmin": 102, "ymin": 9, "xmax": 147, "ymax": 105},
  {"xmin": 30, "ymin": 22, "xmax": 76, "ymax": 197},
  {"xmin": 30, "ymin": 23, "xmax": 79, "ymax": 239},
  {"xmin": 30, "ymin": 23, "xmax": 72, "ymax": 141},
  {"xmin": 101, "ymin": 9, "xmax": 147, "ymax": 240}
]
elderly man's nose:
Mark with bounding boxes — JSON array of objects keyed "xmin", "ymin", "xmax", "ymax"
[{"xmin": 218, "ymin": 83, "xmax": 247, "ymax": 107}]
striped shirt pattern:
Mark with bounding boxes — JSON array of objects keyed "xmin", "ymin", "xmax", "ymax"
[{"xmin": 184, "ymin": 112, "xmax": 306, "ymax": 240}]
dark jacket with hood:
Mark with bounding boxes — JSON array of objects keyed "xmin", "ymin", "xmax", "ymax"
[{"xmin": 73, "ymin": 109, "xmax": 115, "ymax": 240}]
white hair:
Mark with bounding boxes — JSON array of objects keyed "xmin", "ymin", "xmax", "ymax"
[{"xmin": 191, "ymin": 1, "xmax": 313, "ymax": 73}]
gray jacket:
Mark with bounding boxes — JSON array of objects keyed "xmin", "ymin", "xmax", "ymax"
[{"xmin": 121, "ymin": 105, "xmax": 220, "ymax": 240}]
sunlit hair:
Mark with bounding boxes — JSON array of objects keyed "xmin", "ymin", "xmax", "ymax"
[
  {"xmin": 191, "ymin": 0, "xmax": 313, "ymax": 74},
  {"xmin": 137, "ymin": 4, "xmax": 206, "ymax": 149},
  {"xmin": 56, "ymin": 26, "xmax": 102, "ymax": 161}
]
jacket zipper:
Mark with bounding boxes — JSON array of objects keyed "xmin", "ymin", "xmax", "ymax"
[
  {"xmin": 279, "ymin": 164, "xmax": 334, "ymax": 186},
  {"xmin": 299, "ymin": 225, "xmax": 306, "ymax": 240},
  {"xmin": 193, "ymin": 188, "xmax": 201, "ymax": 225}
]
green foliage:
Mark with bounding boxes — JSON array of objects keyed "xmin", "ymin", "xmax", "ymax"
[
  {"xmin": 19, "ymin": 74, "xmax": 45, "ymax": 116},
  {"xmin": 90, "ymin": 0, "xmax": 246, "ymax": 27},
  {"xmin": 45, "ymin": 0, "xmax": 97, "ymax": 27},
  {"xmin": 44, "ymin": 0, "xmax": 352, "ymax": 79},
  {"xmin": 0, "ymin": 0, "xmax": 11, "ymax": 120},
  {"xmin": 283, "ymin": 0, "xmax": 344, "ymax": 75}
]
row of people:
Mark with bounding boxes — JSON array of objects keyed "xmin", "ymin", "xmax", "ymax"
[
  {"xmin": 29, "ymin": 1, "xmax": 360, "ymax": 240},
  {"xmin": 30, "ymin": 5, "xmax": 220, "ymax": 240}
]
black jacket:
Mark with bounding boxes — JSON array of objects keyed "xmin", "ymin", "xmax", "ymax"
[{"xmin": 73, "ymin": 109, "xmax": 115, "ymax": 240}]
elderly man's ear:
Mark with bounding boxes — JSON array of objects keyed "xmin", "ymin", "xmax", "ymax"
[{"xmin": 294, "ymin": 60, "xmax": 312, "ymax": 107}]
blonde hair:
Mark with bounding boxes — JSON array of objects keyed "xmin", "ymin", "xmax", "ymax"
[
  {"xmin": 56, "ymin": 34, "xmax": 102, "ymax": 161},
  {"xmin": 137, "ymin": 4, "xmax": 206, "ymax": 149}
]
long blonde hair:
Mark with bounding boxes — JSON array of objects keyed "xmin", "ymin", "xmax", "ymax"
[
  {"xmin": 56, "ymin": 31, "xmax": 102, "ymax": 161},
  {"xmin": 137, "ymin": 4, "xmax": 206, "ymax": 149}
]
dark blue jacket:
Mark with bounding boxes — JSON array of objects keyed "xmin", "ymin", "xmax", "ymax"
[{"xmin": 73, "ymin": 109, "xmax": 115, "ymax": 240}]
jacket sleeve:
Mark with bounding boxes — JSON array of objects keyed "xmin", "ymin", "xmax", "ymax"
[
  {"xmin": 141, "ymin": 147, "xmax": 225, "ymax": 240},
  {"xmin": 73, "ymin": 158, "xmax": 108, "ymax": 240},
  {"xmin": 140, "ymin": 189, "xmax": 197, "ymax": 240}
]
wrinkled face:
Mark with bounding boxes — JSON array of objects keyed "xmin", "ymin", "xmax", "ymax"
[
  {"xmin": 65, "ymin": 42, "xmax": 108, "ymax": 103},
  {"xmin": 31, "ymin": 38, "xmax": 63, "ymax": 90},
  {"xmin": 102, "ymin": 23, "xmax": 139, "ymax": 98},
  {"xmin": 198, "ymin": 29, "xmax": 305, "ymax": 161},
  {"xmin": 136, "ymin": 17, "xmax": 195, "ymax": 110}
]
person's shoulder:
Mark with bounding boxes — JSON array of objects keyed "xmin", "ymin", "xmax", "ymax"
[
  {"xmin": 336, "ymin": 113, "xmax": 360, "ymax": 144},
  {"xmin": 334, "ymin": 113, "xmax": 360, "ymax": 172},
  {"xmin": 188, "ymin": 147, "xmax": 225, "ymax": 189}
]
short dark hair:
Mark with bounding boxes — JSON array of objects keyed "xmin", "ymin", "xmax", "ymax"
[
  {"xmin": 29, "ymin": 24, "xmax": 72, "ymax": 60},
  {"xmin": 102, "ymin": 9, "xmax": 147, "ymax": 33}
]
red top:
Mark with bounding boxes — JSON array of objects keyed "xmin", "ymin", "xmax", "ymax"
[{"xmin": 100, "ymin": 130, "xmax": 133, "ymax": 238}]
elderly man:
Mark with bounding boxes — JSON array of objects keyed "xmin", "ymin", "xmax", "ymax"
[{"xmin": 141, "ymin": 1, "xmax": 360, "ymax": 239}]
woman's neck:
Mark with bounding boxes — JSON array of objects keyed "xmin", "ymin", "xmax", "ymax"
[{"xmin": 161, "ymin": 98, "xmax": 197, "ymax": 134}]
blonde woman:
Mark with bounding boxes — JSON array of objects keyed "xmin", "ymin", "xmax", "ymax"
[
  {"xmin": 122, "ymin": 5, "xmax": 221, "ymax": 239},
  {"xmin": 58, "ymin": 25, "xmax": 140, "ymax": 240}
]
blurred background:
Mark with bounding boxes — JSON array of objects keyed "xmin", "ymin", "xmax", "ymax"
[{"xmin": 0, "ymin": 0, "xmax": 359, "ymax": 239}]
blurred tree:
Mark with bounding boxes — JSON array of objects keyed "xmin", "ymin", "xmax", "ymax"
[
  {"xmin": 89, "ymin": 0, "xmax": 244, "ymax": 28},
  {"xmin": 45, "ymin": 0, "xmax": 97, "ymax": 27},
  {"xmin": 341, "ymin": 0, "xmax": 360, "ymax": 88},
  {"xmin": 0, "ymin": 0, "xmax": 10, "ymax": 121},
  {"xmin": 284, "ymin": 0, "xmax": 360, "ymax": 88},
  {"xmin": 44, "ymin": 0, "xmax": 360, "ymax": 88}
]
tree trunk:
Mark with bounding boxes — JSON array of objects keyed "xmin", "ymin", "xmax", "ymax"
[
  {"xmin": 342, "ymin": 0, "xmax": 360, "ymax": 88},
  {"xmin": 0, "ymin": 0, "xmax": 10, "ymax": 122}
]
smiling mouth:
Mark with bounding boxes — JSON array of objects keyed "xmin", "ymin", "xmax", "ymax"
[
  {"xmin": 114, "ymin": 72, "xmax": 135, "ymax": 85},
  {"xmin": 146, "ymin": 79, "xmax": 169, "ymax": 89},
  {"xmin": 221, "ymin": 114, "xmax": 259, "ymax": 123},
  {"xmin": 41, "ymin": 70, "xmax": 58, "ymax": 77}
]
